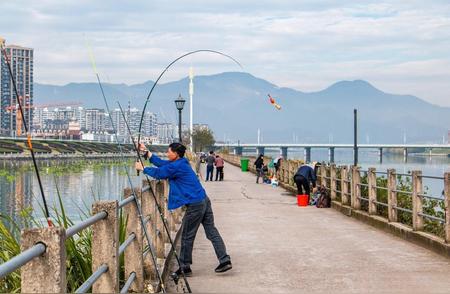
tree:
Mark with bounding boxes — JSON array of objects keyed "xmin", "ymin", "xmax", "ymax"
[{"xmin": 192, "ymin": 127, "xmax": 215, "ymax": 152}]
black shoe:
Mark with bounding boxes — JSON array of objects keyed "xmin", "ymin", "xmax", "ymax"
[
  {"xmin": 174, "ymin": 267, "xmax": 192, "ymax": 277},
  {"xmin": 215, "ymin": 261, "xmax": 232, "ymax": 273}
]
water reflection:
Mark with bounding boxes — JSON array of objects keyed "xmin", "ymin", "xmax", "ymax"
[{"xmin": 0, "ymin": 159, "xmax": 141, "ymax": 227}]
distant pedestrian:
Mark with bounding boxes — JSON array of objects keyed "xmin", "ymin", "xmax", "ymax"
[
  {"xmin": 254, "ymin": 154, "xmax": 264, "ymax": 184},
  {"xmin": 205, "ymin": 151, "xmax": 215, "ymax": 181},
  {"xmin": 215, "ymin": 155, "xmax": 224, "ymax": 181},
  {"xmin": 294, "ymin": 163, "xmax": 317, "ymax": 202},
  {"xmin": 274, "ymin": 155, "xmax": 282, "ymax": 178}
]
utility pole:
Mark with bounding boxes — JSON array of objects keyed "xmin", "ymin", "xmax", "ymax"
[
  {"xmin": 354, "ymin": 109, "xmax": 358, "ymax": 166},
  {"xmin": 189, "ymin": 67, "xmax": 194, "ymax": 151}
]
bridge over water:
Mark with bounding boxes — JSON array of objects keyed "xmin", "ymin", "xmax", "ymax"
[{"xmin": 215, "ymin": 143, "xmax": 450, "ymax": 163}]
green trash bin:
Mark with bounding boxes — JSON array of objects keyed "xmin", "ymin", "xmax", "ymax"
[{"xmin": 240, "ymin": 158, "xmax": 249, "ymax": 172}]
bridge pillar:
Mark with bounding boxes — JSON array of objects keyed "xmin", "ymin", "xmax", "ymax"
[
  {"xmin": 280, "ymin": 147, "xmax": 288, "ymax": 159},
  {"xmin": 304, "ymin": 147, "xmax": 311, "ymax": 163},
  {"xmin": 234, "ymin": 146, "xmax": 243, "ymax": 156},
  {"xmin": 403, "ymin": 148, "xmax": 408, "ymax": 163},
  {"xmin": 256, "ymin": 146, "xmax": 265, "ymax": 156},
  {"xmin": 328, "ymin": 147, "xmax": 335, "ymax": 163},
  {"xmin": 379, "ymin": 148, "xmax": 383, "ymax": 163}
]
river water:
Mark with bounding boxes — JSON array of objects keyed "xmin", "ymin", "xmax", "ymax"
[
  {"xmin": 0, "ymin": 151, "xmax": 448, "ymax": 227},
  {"xmin": 0, "ymin": 159, "xmax": 141, "ymax": 228}
]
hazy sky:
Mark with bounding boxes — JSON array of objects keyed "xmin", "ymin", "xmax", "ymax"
[{"xmin": 1, "ymin": 0, "xmax": 450, "ymax": 106}]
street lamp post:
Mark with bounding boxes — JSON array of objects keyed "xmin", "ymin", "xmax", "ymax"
[{"xmin": 174, "ymin": 94, "xmax": 186, "ymax": 143}]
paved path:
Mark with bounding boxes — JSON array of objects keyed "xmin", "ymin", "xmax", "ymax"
[{"xmin": 183, "ymin": 163, "xmax": 450, "ymax": 293}]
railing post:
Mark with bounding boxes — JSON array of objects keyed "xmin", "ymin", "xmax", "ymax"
[
  {"xmin": 92, "ymin": 200, "xmax": 119, "ymax": 293},
  {"xmin": 288, "ymin": 160, "xmax": 293, "ymax": 187},
  {"xmin": 142, "ymin": 179, "xmax": 157, "ymax": 281},
  {"xmin": 387, "ymin": 169, "xmax": 398, "ymax": 222},
  {"xmin": 330, "ymin": 164, "xmax": 337, "ymax": 200},
  {"xmin": 21, "ymin": 227, "xmax": 66, "ymax": 293},
  {"xmin": 162, "ymin": 180, "xmax": 172, "ymax": 256},
  {"xmin": 368, "ymin": 168, "xmax": 377, "ymax": 215},
  {"xmin": 155, "ymin": 181, "xmax": 166, "ymax": 264},
  {"xmin": 351, "ymin": 166, "xmax": 361, "ymax": 210},
  {"xmin": 320, "ymin": 164, "xmax": 327, "ymax": 187},
  {"xmin": 444, "ymin": 172, "xmax": 450, "ymax": 243},
  {"xmin": 412, "ymin": 170, "xmax": 424, "ymax": 231},
  {"xmin": 341, "ymin": 166, "xmax": 349, "ymax": 205},
  {"xmin": 124, "ymin": 188, "xmax": 144, "ymax": 292}
]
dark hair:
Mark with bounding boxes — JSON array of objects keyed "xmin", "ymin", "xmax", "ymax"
[
  {"xmin": 209, "ymin": 151, "xmax": 214, "ymax": 154},
  {"xmin": 169, "ymin": 143, "xmax": 186, "ymax": 158}
]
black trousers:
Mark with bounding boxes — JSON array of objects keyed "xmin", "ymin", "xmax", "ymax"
[
  {"xmin": 179, "ymin": 197, "xmax": 230, "ymax": 269},
  {"xmin": 294, "ymin": 175, "xmax": 310, "ymax": 195},
  {"xmin": 215, "ymin": 167, "xmax": 224, "ymax": 181}
]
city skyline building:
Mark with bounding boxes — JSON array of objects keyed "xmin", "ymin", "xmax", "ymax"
[{"xmin": 0, "ymin": 37, "xmax": 34, "ymax": 136}]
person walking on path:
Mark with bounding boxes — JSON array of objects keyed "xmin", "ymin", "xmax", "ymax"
[
  {"xmin": 293, "ymin": 163, "xmax": 317, "ymax": 202},
  {"xmin": 254, "ymin": 154, "xmax": 264, "ymax": 184},
  {"xmin": 135, "ymin": 143, "xmax": 232, "ymax": 277},
  {"xmin": 205, "ymin": 151, "xmax": 215, "ymax": 181},
  {"xmin": 215, "ymin": 155, "xmax": 224, "ymax": 181}
]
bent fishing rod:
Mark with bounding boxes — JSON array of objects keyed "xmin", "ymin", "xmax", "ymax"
[
  {"xmin": 137, "ymin": 49, "xmax": 243, "ymax": 144},
  {"xmin": 85, "ymin": 44, "xmax": 166, "ymax": 292},
  {"xmin": 116, "ymin": 102, "xmax": 192, "ymax": 293},
  {"xmin": 0, "ymin": 43, "xmax": 53, "ymax": 227}
]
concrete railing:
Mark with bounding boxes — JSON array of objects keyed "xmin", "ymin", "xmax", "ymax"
[
  {"xmin": 221, "ymin": 153, "xmax": 450, "ymax": 257},
  {"xmin": 0, "ymin": 179, "xmax": 184, "ymax": 293}
]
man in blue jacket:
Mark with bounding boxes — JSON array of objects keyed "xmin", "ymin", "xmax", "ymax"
[{"xmin": 135, "ymin": 142, "xmax": 232, "ymax": 277}]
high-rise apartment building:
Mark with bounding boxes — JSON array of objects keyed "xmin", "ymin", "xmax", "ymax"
[{"xmin": 0, "ymin": 37, "xmax": 34, "ymax": 136}]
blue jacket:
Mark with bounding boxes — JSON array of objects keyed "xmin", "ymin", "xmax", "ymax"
[
  {"xmin": 294, "ymin": 165, "xmax": 317, "ymax": 187},
  {"xmin": 143, "ymin": 154, "xmax": 206, "ymax": 210}
]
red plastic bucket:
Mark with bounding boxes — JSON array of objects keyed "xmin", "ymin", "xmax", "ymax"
[{"xmin": 297, "ymin": 194, "xmax": 309, "ymax": 206}]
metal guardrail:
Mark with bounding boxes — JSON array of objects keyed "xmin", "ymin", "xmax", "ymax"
[
  {"xmin": 374, "ymin": 186, "xmax": 388, "ymax": 191},
  {"xmin": 419, "ymin": 175, "xmax": 444, "ymax": 180},
  {"xmin": 392, "ymin": 205, "xmax": 413, "ymax": 213},
  {"xmin": 372, "ymin": 200, "xmax": 389, "ymax": 207},
  {"xmin": 392, "ymin": 189, "xmax": 412, "ymax": 194},
  {"xmin": 374, "ymin": 171, "xmax": 388, "ymax": 175},
  {"xmin": 66, "ymin": 211, "xmax": 108, "ymax": 238},
  {"xmin": 75, "ymin": 264, "xmax": 109, "ymax": 293},
  {"xmin": 418, "ymin": 193, "xmax": 444, "ymax": 201},
  {"xmin": 119, "ymin": 233, "xmax": 136, "ymax": 256},
  {"xmin": 418, "ymin": 212, "xmax": 445, "ymax": 223},
  {"xmin": 120, "ymin": 272, "xmax": 137, "ymax": 294},
  {"xmin": 0, "ymin": 243, "xmax": 46, "ymax": 278},
  {"xmin": 119, "ymin": 195, "xmax": 136, "ymax": 209}
]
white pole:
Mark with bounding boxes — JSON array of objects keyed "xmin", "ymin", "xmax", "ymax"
[{"xmin": 189, "ymin": 67, "xmax": 194, "ymax": 151}]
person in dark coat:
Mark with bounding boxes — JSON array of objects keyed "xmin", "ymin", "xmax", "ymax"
[
  {"xmin": 254, "ymin": 154, "xmax": 264, "ymax": 184},
  {"xmin": 294, "ymin": 163, "xmax": 317, "ymax": 200},
  {"xmin": 205, "ymin": 151, "xmax": 215, "ymax": 181}
]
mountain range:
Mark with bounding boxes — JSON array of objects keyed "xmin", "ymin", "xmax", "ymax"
[{"xmin": 34, "ymin": 72, "xmax": 450, "ymax": 143}]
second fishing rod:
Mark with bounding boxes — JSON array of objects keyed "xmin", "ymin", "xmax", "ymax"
[{"xmin": 116, "ymin": 102, "xmax": 192, "ymax": 293}]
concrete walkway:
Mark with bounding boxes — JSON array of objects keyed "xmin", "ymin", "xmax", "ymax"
[{"xmin": 183, "ymin": 163, "xmax": 450, "ymax": 293}]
